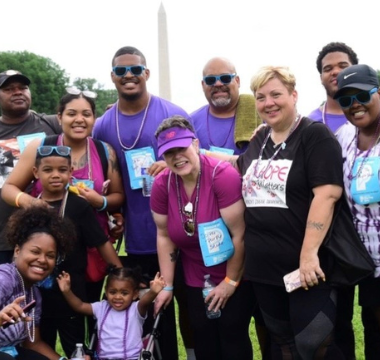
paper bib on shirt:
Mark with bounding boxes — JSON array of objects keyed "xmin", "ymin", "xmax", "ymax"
[
  {"xmin": 242, "ymin": 158, "xmax": 293, "ymax": 208},
  {"xmin": 198, "ymin": 218, "xmax": 234, "ymax": 267},
  {"xmin": 351, "ymin": 156, "xmax": 380, "ymax": 205}
]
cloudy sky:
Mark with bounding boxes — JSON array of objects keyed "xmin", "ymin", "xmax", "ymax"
[{"xmin": 2, "ymin": 0, "xmax": 379, "ymax": 116}]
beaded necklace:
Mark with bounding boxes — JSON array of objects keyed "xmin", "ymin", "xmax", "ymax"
[
  {"xmin": 175, "ymin": 160, "xmax": 202, "ymax": 237},
  {"xmin": 253, "ymin": 115, "xmax": 301, "ymax": 178},
  {"xmin": 15, "ymin": 269, "xmax": 35, "ymax": 342},
  {"xmin": 348, "ymin": 117, "xmax": 380, "ymax": 180},
  {"xmin": 116, "ymin": 96, "xmax": 151, "ymax": 150},
  {"xmin": 206, "ymin": 106, "xmax": 235, "ymax": 147},
  {"xmin": 97, "ymin": 304, "xmax": 129, "ymax": 359}
]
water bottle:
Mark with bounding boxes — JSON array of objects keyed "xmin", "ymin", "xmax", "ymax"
[
  {"xmin": 71, "ymin": 343, "xmax": 85, "ymax": 359},
  {"xmin": 202, "ymin": 274, "xmax": 221, "ymax": 319},
  {"xmin": 141, "ymin": 153, "xmax": 155, "ymax": 197}
]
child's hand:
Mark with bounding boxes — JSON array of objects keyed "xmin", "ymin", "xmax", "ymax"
[
  {"xmin": 149, "ymin": 272, "xmax": 166, "ymax": 294},
  {"xmin": 56, "ymin": 271, "xmax": 71, "ymax": 293}
]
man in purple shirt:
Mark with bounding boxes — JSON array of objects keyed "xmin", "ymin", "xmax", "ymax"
[
  {"xmin": 308, "ymin": 42, "xmax": 358, "ymax": 133},
  {"xmin": 93, "ymin": 46, "xmax": 191, "ymax": 360}
]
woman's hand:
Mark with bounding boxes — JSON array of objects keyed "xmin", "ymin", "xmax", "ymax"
[
  {"xmin": 153, "ymin": 289, "xmax": 173, "ymax": 316},
  {"xmin": 149, "ymin": 160, "xmax": 167, "ymax": 177},
  {"xmin": 299, "ymin": 252, "xmax": 325, "ymax": 290},
  {"xmin": 109, "ymin": 213, "xmax": 124, "ymax": 239},
  {"xmin": 0, "ymin": 296, "xmax": 30, "ymax": 327},
  {"xmin": 75, "ymin": 186, "xmax": 104, "ymax": 208},
  {"xmin": 204, "ymin": 280, "xmax": 236, "ymax": 312}
]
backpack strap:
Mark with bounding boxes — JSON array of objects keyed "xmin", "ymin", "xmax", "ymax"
[{"xmin": 92, "ymin": 138, "xmax": 109, "ymax": 180}]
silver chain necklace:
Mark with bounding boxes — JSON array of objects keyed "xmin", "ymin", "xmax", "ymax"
[
  {"xmin": 15, "ymin": 268, "xmax": 35, "ymax": 342},
  {"xmin": 253, "ymin": 114, "xmax": 301, "ymax": 178},
  {"xmin": 115, "ymin": 96, "xmax": 151, "ymax": 150}
]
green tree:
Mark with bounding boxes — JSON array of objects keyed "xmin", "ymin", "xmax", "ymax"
[
  {"xmin": 0, "ymin": 51, "xmax": 69, "ymax": 114},
  {"xmin": 73, "ymin": 77, "xmax": 117, "ymax": 117}
]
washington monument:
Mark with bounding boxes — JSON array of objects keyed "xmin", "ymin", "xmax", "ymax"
[{"xmin": 158, "ymin": 3, "xmax": 171, "ymax": 101}]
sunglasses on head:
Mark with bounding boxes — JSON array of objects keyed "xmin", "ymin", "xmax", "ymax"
[
  {"xmin": 203, "ymin": 73, "xmax": 236, "ymax": 86},
  {"xmin": 37, "ymin": 146, "xmax": 71, "ymax": 157},
  {"xmin": 112, "ymin": 65, "xmax": 146, "ymax": 77},
  {"xmin": 337, "ymin": 88, "xmax": 378, "ymax": 109},
  {"xmin": 66, "ymin": 87, "xmax": 97, "ymax": 99}
]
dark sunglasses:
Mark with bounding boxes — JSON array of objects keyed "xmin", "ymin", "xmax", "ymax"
[
  {"xmin": 112, "ymin": 65, "xmax": 146, "ymax": 77},
  {"xmin": 37, "ymin": 146, "xmax": 71, "ymax": 157},
  {"xmin": 337, "ymin": 88, "xmax": 378, "ymax": 109},
  {"xmin": 66, "ymin": 86, "xmax": 97, "ymax": 99},
  {"xmin": 203, "ymin": 73, "xmax": 236, "ymax": 86}
]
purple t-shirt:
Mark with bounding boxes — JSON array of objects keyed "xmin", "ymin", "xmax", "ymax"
[
  {"xmin": 93, "ymin": 95, "xmax": 190, "ymax": 254},
  {"xmin": 92, "ymin": 300, "xmax": 145, "ymax": 359},
  {"xmin": 191, "ymin": 105, "xmax": 247, "ymax": 154},
  {"xmin": 0, "ymin": 263, "xmax": 42, "ymax": 347},
  {"xmin": 150, "ymin": 155, "xmax": 242, "ymax": 287},
  {"xmin": 308, "ymin": 107, "xmax": 347, "ymax": 134}
]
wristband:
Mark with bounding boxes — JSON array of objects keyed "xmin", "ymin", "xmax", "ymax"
[
  {"xmin": 58, "ymin": 357, "xmax": 68, "ymax": 360},
  {"xmin": 15, "ymin": 192, "xmax": 24, "ymax": 208},
  {"xmin": 163, "ymin": 286, "xmax": 174, "ymax": 291},
  {"xmin": 97, "ymin": 196, "xmax": 107, "ymax": 211},
  {"xmin": 224, "ymin": 276, "xmax": 239, "ymax": 287}
]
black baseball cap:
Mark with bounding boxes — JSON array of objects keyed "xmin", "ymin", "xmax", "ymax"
[
  {"xmin": 334, "ymin": 64, "xmax": 379, "ymax": 99},
  {"xmin": 0, "ymin": 70, "xmax": 31, "ymax": 88}
]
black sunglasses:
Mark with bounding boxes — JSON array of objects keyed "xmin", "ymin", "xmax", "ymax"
[
  {"xmin": 337, "ymin": 88, "xmax": 378, "ymax": 108},
  {"xmin": 112, "ymin": 65, "xmax": 146, "ymax": 77},
  {"xmin": 203, "ymin": 73, "xmax": 236, "ymax": 86},
  {"xmin": 37, "ymin": 146, "xmax": 71, "ymax": 157}
]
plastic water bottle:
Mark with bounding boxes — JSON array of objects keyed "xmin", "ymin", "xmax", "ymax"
[
  {"xmin": 202, "ymin": 274, "xmax": 221, "ymax": 319},
  {"xmin": 141, "ymin": 153, "xmax": 155, "ymax": 197},
  {"xmin": 71, "ymin": 343, "xmax": 85, "ymax": 359}
]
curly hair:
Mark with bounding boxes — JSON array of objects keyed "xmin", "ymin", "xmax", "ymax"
[
  {"xmin": 316, "ymin": 42, "xmax": 359, "ymax": 74},
  {"xmin": 5, "ymin": 206, "xmax": 75, "ymax": 259},
  {"xmin": 105, "ymin": 266, "xmax": 144, "ymax": 290}
]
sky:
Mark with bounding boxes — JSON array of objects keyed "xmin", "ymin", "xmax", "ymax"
[{"xmin": 2, "ymin": 0, "xmax": 379, "ymax": 116}]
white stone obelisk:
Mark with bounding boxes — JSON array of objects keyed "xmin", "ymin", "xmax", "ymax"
[{"xmin": 158, "ymin": 2, "xmax": 171, "ymax": 101}]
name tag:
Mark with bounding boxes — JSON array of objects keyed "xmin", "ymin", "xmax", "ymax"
[{"xmin": 198, "ymin": 218, "xmax": 234, "ymax": 267}]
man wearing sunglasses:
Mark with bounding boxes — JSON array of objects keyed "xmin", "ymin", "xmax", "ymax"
[
  {"xmin": 93, "ymin": 46, "xmax": 191, "ymax": 360},
  {"xmin": 0, "ymin": 70, "xmax": 61, "ymax": 264},
  {"xmin": 308, "ymin": 42, "xmax": 359, "ymax": 133},
  {"xmin": 191, "ymin": 57, "xmax": 261, "ymax": 156}
]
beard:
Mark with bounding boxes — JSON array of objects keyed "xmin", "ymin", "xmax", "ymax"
[
  {"xmin": 120, "ymin": 91, "xmax": 142, "ymax": 102},
  {"xmin": 211, "ymin": 96, "xmax": 232, "ymax": 107}
]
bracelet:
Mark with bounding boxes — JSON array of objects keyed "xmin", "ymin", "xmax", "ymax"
[
  {"xmin": 15, "ymin": 192, "xmax": 24, "ymax": 208},
  {"xmin": 224, "ymin": 276, "xmax": 239, "ymax": 287},
  {"xmin": 163, "ymin": 286, "xmax": 174, "ymax": 291},
  {"xmin": 58, "ymin": 357, "xmax": 68, "ymax": 360},
  {"xmin": 97, "ymin": 196, "xmax": 107, "ymax": 212}
]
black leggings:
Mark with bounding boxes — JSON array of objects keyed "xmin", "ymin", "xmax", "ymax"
[
  {"xmin": 252, "ymin": 282, "xmax": 344, "ymax": 360},
  {"xmin": 186, "ymin": 281, "xmax": 254, "ymax": 360}
]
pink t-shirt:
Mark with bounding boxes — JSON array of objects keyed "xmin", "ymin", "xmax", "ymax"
[{"xmin": 151, "ymin": 155, "xmax": 242, "ymax": 287}]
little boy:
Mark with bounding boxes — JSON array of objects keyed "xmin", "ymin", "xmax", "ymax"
[{"xmin": 32, "ymin": 145, "xmax": 122, "ymax": 357}]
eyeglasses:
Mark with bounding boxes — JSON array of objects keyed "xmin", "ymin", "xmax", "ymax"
[
  {"xmin": 337, "ymin": 88, "xmax": 378, "ymax": 108},
  {"xmin": 66, "ymin": 86, "xmax": 97, "ymax": 99},
  {"xmin": 37, "ymin": 146, "xmax": 71, "ymax": 157},
  {"xmin": 203, "ymin": 73, "xmax": 236, "ymax": 86},
  {"xmin": 112, "ymin": 65, "xmax": 146, "ymax": 77},
  {"xmin": 183, "ymin": 202, "xmax": 195, "ymax": 236}
]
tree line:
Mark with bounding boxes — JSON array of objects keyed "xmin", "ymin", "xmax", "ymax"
[{"xmin": 0, "ymin": 51, "xmax": 117, "ymax": 117}]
